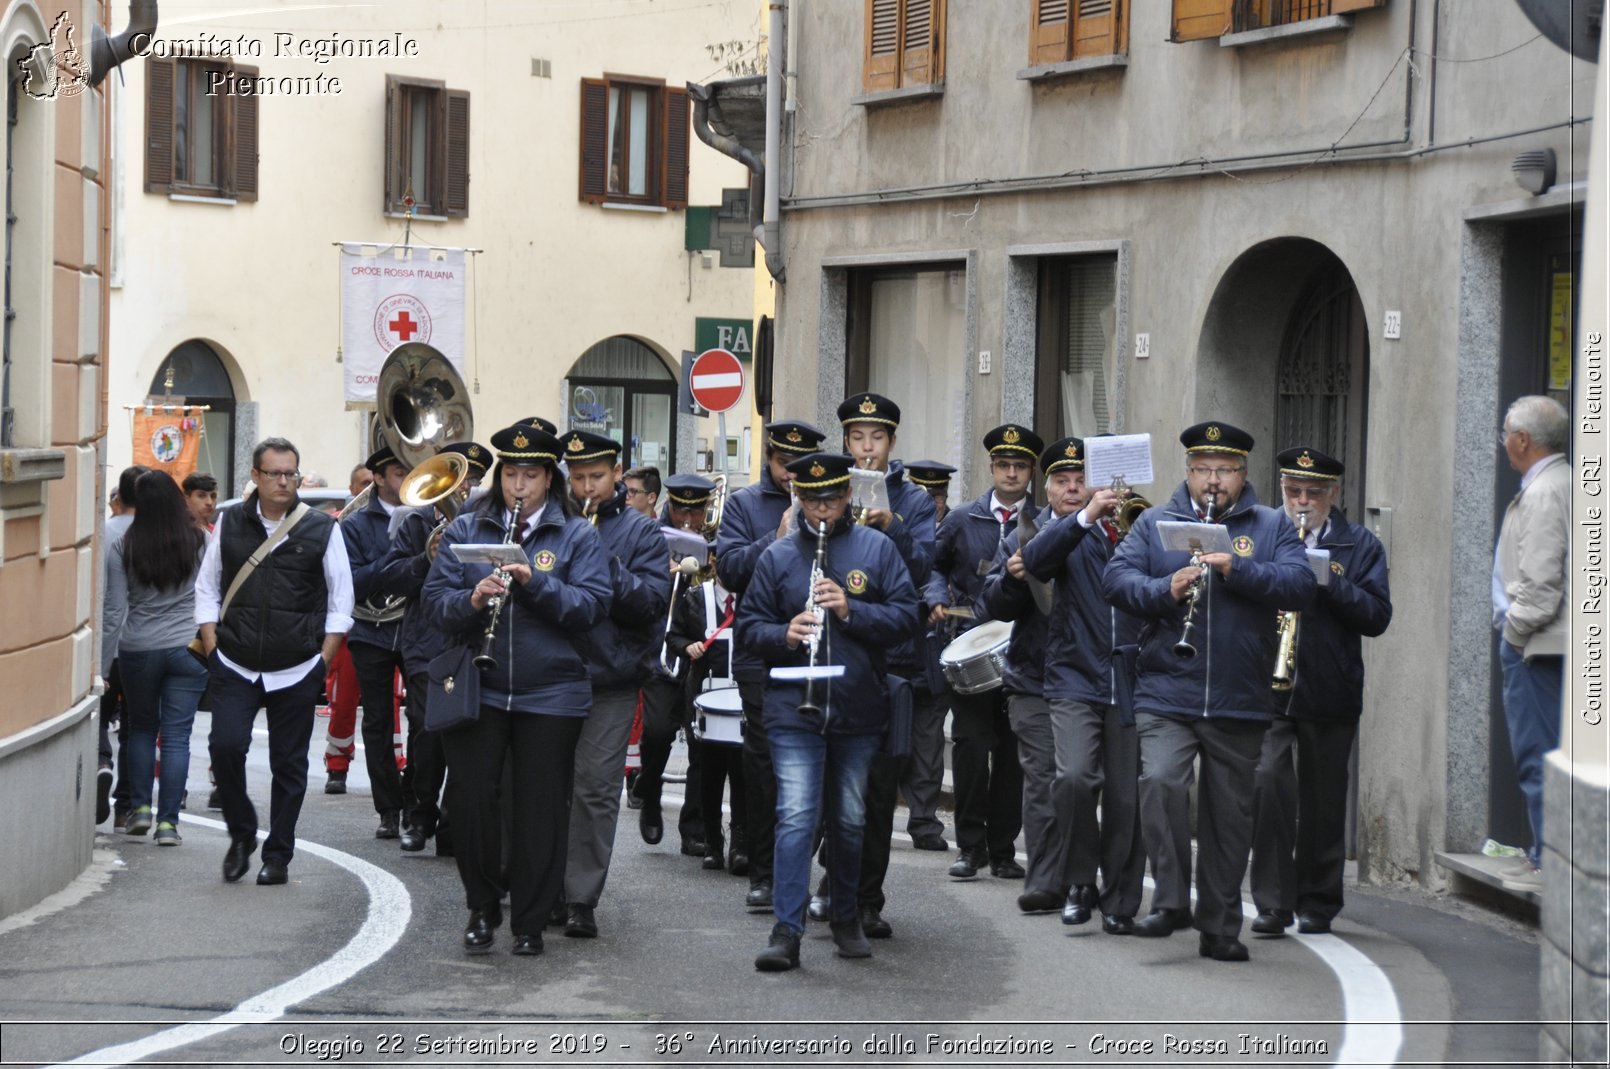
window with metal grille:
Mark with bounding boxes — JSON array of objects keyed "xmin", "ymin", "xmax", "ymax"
[{"xmin": 1034, "ymin": 255, "xmax": 1117, "ymax": 442}]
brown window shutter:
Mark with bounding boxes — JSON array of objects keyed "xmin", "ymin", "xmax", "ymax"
[
  {"xmin": 1329, "ymin": 0, "xmax": 1385, "ymax": 12},
  {"xmin": 1171, "ymin": 0, "xmax": 1232, "ymax": 40},
  {"xmin": 864, "ymin": 0, "xmax": 900, "ymax": 92},
  {"xmin": 901, "ymin": 0, "xmax": 942, "ymax": 86},
  {"xmin": 579, "ymin": 77, "xmax": 608, "ymax": 203},
  {"xmin": 1030, "ymin": 0, "xmax": 1071, "ymax": 66},
  {"xmin": 662, "ymin": 87, "xmax": 690, "ymax": 210},
  {"xmin": 230, "ymin": 63, "xmax": 259, "ymax": 202},
  {"xmin": 383, "ymin": 74, "xmax": 402, "ymax": 212},
  {"xmin": 444, "ymin": 89, "xmax": 470, "ymax": 217},
  {"xmin": 1071, "ymin": 0, "xmax": 1122, "ymax": 58},
  {"xmin": 144, "ymin": 57, "xmax": 174, "ymax": 194}
]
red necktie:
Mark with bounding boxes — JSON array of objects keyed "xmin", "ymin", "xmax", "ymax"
[{"xmin": 998, "ymin": 507, "xmax": 1015, "ymax": 525}]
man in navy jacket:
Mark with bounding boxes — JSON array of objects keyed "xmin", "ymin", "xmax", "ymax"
[
  {"xmin": 1249, "ymin": 446, "xmax": 1391, "ymax": 936},
  {"xmin": 715, "ymin": 419, "xmax": 827, "ymax": 909},
  {"xmin": 1102, "ymin": 421, "xmax": 1315, "ymax": 962}
]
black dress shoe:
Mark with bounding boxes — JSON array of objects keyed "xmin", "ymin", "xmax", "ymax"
[
  {"xmin": 948, "ymin": 851, "xmax": 982, "ymax": 879},
  {"xmin": 324, "ymin": 772, "xmax": 346, "ymax": 795},
  {"xmin": 1199, "ymin": 932, "xmax": 1250, "ymax": 962},
  {"xmin": 830, "ymin": 918, "xmax": 872, "ymax": 958},
  {"xmin": 256, "ymin": 860, "xmax": 289, "ymax": 885},
  {"xmin": 375, "ymin": 812, "xmax": 400, "ymax": 839},
  {"xmin": 702, "ymin": 850, "xmax": 726, "ymax": 871},
  {"xmin": 639, "ymin": 808, "xmax": 664, "ymax": 845},
  {"xmin": 1101, "ymin": 913, "xmax": 1135, "ymax": 935},
  {"xmin": 859, "ymin": 906, "xmax": 893, "ymax": 939},
  {"xmin": 565, "ymin": 903, "xmax": 599, "ymax": 938},
  {"xmin": 511, "ymin": 933, "xmax": 543, "ymax": 956},
  {"xmin": 989, "ymin": 857, "xmax": 1027, "ymax": 880},
  {"xmin": 1019, "ymin": 889, "xmax": 1062, "ymax": 914},
  {"xmin": 399, "ymin": 825, "xmax": 428, "ymax": 852},
  {"xmin": 1133, "ymin": 907, "xmax": 1193, "ymax": 938},
  {"xmin": 1297, "ymin": 910, "xmax": 1332, "ymax": 934},
  {"xmin": 806, "ymin": 894, "xmax": 830, "ymax": 921},
  {"xmin": 754, "ymin": 922, "xmax": 800, "ymax": 972},
  {"xmin": 680, "ymin": 836, "xmax": 706, "ymax": 857},
  {"xmin": 1251, "ymin": 909, "xmax": 1293, "ymax": 935},
  {"xmin": 222, "ymin": 838, "xmax": 255, "ymax": 883},
  {"xmin": 745, "ymin": 881, "xmax": 773, "ymax": 910},
  {"xmin": 912, "ymin": 833, "xmax": 948, "ymax": 852},
  {"xmin": 1059, "ymin": 889, "xmax": 1092, "ymax": 925},
  {"xmin": 464, "ymin": 905, "xmax": 502, "ymax": 953}
]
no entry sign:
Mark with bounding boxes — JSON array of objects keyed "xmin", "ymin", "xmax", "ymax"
[{"xmin": 689, "ymin": 348, "xmax": 745, "ymax": 414}]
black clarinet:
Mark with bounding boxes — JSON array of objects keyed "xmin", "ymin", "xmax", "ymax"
[{"xmin": 473, "ymin": 497, "xmax": 523, "ymax": 671}]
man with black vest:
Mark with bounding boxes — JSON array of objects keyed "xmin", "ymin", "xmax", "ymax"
[{"xmin": 197, "ymin": 437, "xmax": 354, "ymax": 886}]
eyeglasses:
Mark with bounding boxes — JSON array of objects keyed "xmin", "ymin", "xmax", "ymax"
[
  {"xmin": 255, "ymin": 469, "xmax": 301, "ymax": 484},
  {"xmin": 1188, "ymin": 466, "xmax": 1244, "ymax": 479},
  {"xmin": 1281, "ymin": 484, "xmax": 1332, "ymax": 500},
  {"xmin": 624, "ymin": 487, "xmax": 652, "ymax": 498}
]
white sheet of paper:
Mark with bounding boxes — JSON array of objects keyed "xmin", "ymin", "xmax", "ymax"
[
  {"xmin": 1156, "ymin": 521, "xmax": 1234, "ymax": 556},
  {"xmin": 770, "ymin": 665, "xmax": 847, "ymax": 681},
  {"xmin": 850, "ymin": 468, "xmax": 890, "ymax": 512},
  {"xmin": 1084, "ymin": 433, "xmax": 1154, "ymax": 489},
  {"xmin": 662, "ymin": 528, "xmax": 709, "ymax": 565},
  {"xmin": 1307, "ymin": 547, "xmax": 1332, "ymax": 586},
  {"xmin": 448, "ymin": 543, "xmax": 530, "ymax": 567}
]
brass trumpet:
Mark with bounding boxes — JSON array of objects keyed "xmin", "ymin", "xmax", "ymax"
[
  {"xmin": 1109, "ymin": 475, "xmax": 1152, "ymax": 540},
  {"xmin": 1270, "ymin": 511, "xmax": 1309, "ymax": 691}
]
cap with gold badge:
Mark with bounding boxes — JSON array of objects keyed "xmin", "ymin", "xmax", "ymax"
[
  {"xmin": 440, "ymin": 441, "xmax": 491, "ymax": 475},
  {"xmin": 1039, "ymin": 437, "xmax": 1085, "ymax": 475},
  {"xmin": 983, "ymin": 423, "xmax": 1045, "ymax": 462},
  {"xmin": 836, "ymin": 393, "xmax": 901, "ymax": 429},
  {"xmin": 785, "ymin": 452, "xmax": 855, "ymax": 497},
  {"xmin": 559, "ymin": 429, "xmax": 622, "ymax": 464},
  {"xmin": 765, "ymin": 419, "xmax": 827, "ymax": 456},
  {"xmin": 664, "ymin": 473, "xmax": 718, "ymax": 508},
  {"xmin": 490, "ymin": 424, "xmax": 563, "ymax": 465},
  {"xmin": 1179, "ymin": 420, "xmax": 1255, "ymax": 456},
  {"xmin": 906, "ymin": 460, "xmax": 957, "ymax": 490},
  {"xmin": 1276, "ymin": 445, "xmax": 1343, "ymax": 481}
]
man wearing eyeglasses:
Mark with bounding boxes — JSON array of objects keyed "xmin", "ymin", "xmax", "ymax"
[
  {"xmin": 196, "ymin": 437, "xmax": 354, "ymax": 887},
  {"xmin": 1102, "ymin": 421, "xmax": 1314, "ymax": 962}
]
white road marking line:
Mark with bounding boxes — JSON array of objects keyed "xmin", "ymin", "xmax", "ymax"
[{"xmin": 45, "ymin": 815, "xmax": 411, "ymax": 1069}]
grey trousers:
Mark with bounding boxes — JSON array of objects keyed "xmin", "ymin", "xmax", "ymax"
[
  {"xmin": 902, "ymin": 686, "xmax": 950, "ymax": 839},
  {"xmin": 1136, "ymin": 711, "xmax": 1268, "ymax": 938},
  {"xmin": 563, "ymin": 685, "xmax": 639, "ymax": 907},
  {"xmin": 1050, "ymin": 697, "xmax": 1145, "ymax": 918},
  {"xmin": 1008, "ymin": 695, "xmax": 1063, "ymax": 894}
]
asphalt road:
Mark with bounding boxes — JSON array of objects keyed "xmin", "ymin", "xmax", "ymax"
[{"xmin": 0, "ymin": 711, "xmax": 1543, "ymax": 1068}]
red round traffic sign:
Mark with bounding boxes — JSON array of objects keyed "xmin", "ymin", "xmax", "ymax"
[{"xmin": 689, "ymin": 348, "xmax": 745, "ymax": 414}]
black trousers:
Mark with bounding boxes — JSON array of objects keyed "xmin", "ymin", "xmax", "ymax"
[
  {"xmin": 638, "ymin": 677, "xmax": 704, "ymax": 843},
  {"xmin": 349, "ymin": 640, "xmax": 406, "ymax": 817},
  {"xmin": 442, "ymin": 706, "xmax": 583, "ymax": 938},
  {"xmin": 1251, "ymin": 715, "xmax": 1359, "ymax": 922},
  {"xmin": 400, "ymin": 671, "xmax": 449, "ymax": 833},
  {"xmin": 207, "ymin": 658, "xmax": 324, "ymax": 866},
  {"xmin": 949, "ymin": 687, "xmax": 1022, "ymax": 861},
  {"xmin": 738, "ymin": 676, "xmax": 774, "ymax": 886},
  {"xmin": 700, "ymin": 739, "xmax": 746, "ymax": 847},
  {"xmin": 856, "ymin": 751, "xmax": 900, "ymax": 910}
]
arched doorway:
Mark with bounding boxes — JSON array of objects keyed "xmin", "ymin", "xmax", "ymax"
[
  {"xmin": 565, "ymin": 336, "xmax": 677, "ymax": 471},
  {"xmin": 148, "ymin": 340, "xmax": 238, "ymax": 495}
]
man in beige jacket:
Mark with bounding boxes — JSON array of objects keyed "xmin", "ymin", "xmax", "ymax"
[{"xmin": 1493, "ymin": 395, "xmax": 1570, "ymax": 888}]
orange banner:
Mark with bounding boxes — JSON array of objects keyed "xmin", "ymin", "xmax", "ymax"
[{"xmin": 131, "ymin": 409, "xmax": 203, "ymax": 483}]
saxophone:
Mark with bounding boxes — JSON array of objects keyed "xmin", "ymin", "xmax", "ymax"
[{"xmin": 1271, "ymin": 510, "xmax": 1309, "ymax": 692}]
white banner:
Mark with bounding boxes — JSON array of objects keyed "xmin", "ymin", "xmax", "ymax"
[{"xmin": 340, "ymin": 244, "xmax": 467, "ymax": 404}]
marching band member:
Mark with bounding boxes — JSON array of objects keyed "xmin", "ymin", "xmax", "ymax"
[
  {"xmin": 561, "ymin": 430, "xmax": 673, "ymax": 939},
  {"xmin": 930, "ymin": 424, "xmax": 1040, "ymax": 881},
  {"xmin": 715, "ymin": 419, "xmax": 828, "ymax": 910},
  {"xmin": 422, "ymin": 424, "xmax": 610, "ymax": 956},
  {"xmin": 320, "ymin": 463, "xmax": 380, "ymax": 795},
  {"xmin": 895, "ymin": 460, "xmax": 956, "ymax": 850},
  {"xmin": 1017, "ymin": 437, "xmax": 1145, "ymax": 932},
  {"xmin": 376, "ymin": 440, "xmax": 490, "ymax": 853},
  {"xmin": 739, "ymin": 452, "xmax": 920, "ymax": 971},
  {"xmin": 1249, "ymin": 446, "xmax": 1391, "ymax": 936},
  {"xmin": 1102, "ymin": 421, "xmax": 1314, "ymax": 962}
]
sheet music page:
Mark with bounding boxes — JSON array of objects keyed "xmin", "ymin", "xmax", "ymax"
[
  {"xmin": 448, "ymin": 543, "xmax": 530, "ymax": 567},
  {"xmin": 1155, "ymin": 521, "xmax": 1234, "ymax": 556},
  {"xmin": 1084, "ymin": 433, "xmax": 1154, "ymax": 489}
]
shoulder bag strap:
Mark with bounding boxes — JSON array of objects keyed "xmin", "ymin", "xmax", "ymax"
[{"xmin": 218, "ymin": 502, "xmax": 312, "ymax": 622}]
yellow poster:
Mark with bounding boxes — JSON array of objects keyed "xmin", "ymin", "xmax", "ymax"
[
  {"xmin": 1549, "ymin": 272, "xmax": 1574, "ymax": 391},
  {"xmin": 131, "ymin": 408, "xmax": 203, "ymax": 484}
]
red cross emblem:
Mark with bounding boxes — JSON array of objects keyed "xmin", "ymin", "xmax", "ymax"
[{"xmin": 389, "ymin": 310, "xmax": 419, "ymax": 341}]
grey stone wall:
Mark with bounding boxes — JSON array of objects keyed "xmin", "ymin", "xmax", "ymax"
[
  {"xmin": 0, "ymin": 701, "xmax": 97, "ymax": 918},
  {"xmin": 1540, "ymin": 751, "xmax": 1609, "ymax": 1068}
]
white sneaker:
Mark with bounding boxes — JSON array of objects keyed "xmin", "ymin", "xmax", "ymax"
[
  {"xmin": 1500, "ymin": 863, "xmax": 1542, "ymax": 891},
  {"xmin": 1499, "ymin": 859, "xmax": 1537, "ymax": 878}
]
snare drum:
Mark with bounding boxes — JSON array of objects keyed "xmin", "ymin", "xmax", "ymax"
[
  {"xmin": 939, "ymin": 619, "xmax": 1013, "ymax": 694},
  {"xmin": 693, "ymin": 686, "xmax": 745, "ymax": 746}
]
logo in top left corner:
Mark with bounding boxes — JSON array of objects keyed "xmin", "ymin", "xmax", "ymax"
[{"xmin": 19, "ymin": 12, "xmax": 90, "ymax": 101}]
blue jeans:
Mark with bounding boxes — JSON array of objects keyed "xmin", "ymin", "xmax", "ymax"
[
  {"xmin": 118, "ymin": 646, "xmax": 209, "ymax": 826},
  {"xmin": 771, "ymin": 729, "xmax": 880, "ymax": 936},
  {"xmin": 1499, "ymin": 641, "xmax": 1563, "ymax": 866}
]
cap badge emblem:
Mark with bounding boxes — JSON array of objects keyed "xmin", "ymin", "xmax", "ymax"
[
  {"xmin": 786, "ymin": 429, "xmax": 803, "ymax": 443},
  {"xmin": 859, "ymin": 397, "xmax": 877, "ymax": 415},
  {"xmin": 568, "ymin": 436, "xmax": 585, "ymax": 453},
  {"xmin": 1206, "ymin": 425, "xmax": 1222, "ymax": 442},
  {"xmin": 1003, "ymin": 427, "xmax": 1021, "ymax": 445},
  {"xmin": 512, "ymin": 433, "xmax": 529, "ymax": 449},
  {"xmin": 809, "ymin": 463, "xmax": 826, "ymax": 478},
  {"xmin": 1065, "ymin": 443, "xmax": 1079, "ymax": 458},
  {"xmin": 1297, "ymin": 451, "xmax": 1315, "ymax": 469}
]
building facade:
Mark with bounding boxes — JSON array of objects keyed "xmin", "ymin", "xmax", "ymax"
[{"xmin": 769, "ymin": 0, "xmax": 1594, "ymax": 885}]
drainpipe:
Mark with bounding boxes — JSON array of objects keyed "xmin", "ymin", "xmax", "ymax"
[
  {"xmin": 688, "ymin": 83, "xmax": 764, "ymax": 177},
  {"xmin": 760, "ymin": 0, "xmax": 786, "ymax": 283},
  {"xmin": 90, "ymin": 0, "xmax": 158, "ymax": 88}
]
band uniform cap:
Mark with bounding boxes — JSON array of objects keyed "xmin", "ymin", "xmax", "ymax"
[
  {"xmin": 440, "ymin": 441, "xmax": 491, "ymax": 474},
  {"xmin": 1276, "ymin": 445, "xmax": 1344, "ymax": 481},
  {"xmin": 1179, "ymin": 420, "xmax": 1255, "ymax": 457},
  {"xmin": 490, "ymin": 424, "xmax": 563, "ymax": 464},
  {"xmin": 561, "ymin": 429, "xmax": 622, "ymax": 463},
  {"xmin": 984, "ymin": 423, "xmax": 1045, "ymax": 461},
  {"xmin": 765, "ymin": 419, "xmax": 827, "ymax": 455},
  {"xmin": 836, "ymin": 393, "xmax": 901, "ymax": 429},
  {"xmin": 786, "ymin": 451, "xmax": 855, "ymax": 495},
  {"xmin": 518, "ymin": 416, "xmax": 558, "ymax": 436},
  {"xmin": 664, "ymin": 472, "xmax": 718, "ymax": 507},
  {"xmin": 1040, "ymin": 436, "xmax": 1086, "ymax": 474},
  {"xmin": 906, "ymin": 460, "xmax": 957, "ymax": 488},
  {"xmin": 364, "ymin": 445, "xmax": 401, "ymax": 473}
]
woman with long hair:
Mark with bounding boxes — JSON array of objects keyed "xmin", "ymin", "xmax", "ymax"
[
  {"xmin": 104, "ymin": 471, "xmax": 209, "ymax": 845},
  {"xmin": 423, "ymin": 423, "xmax": 611, "ymax": 956}
]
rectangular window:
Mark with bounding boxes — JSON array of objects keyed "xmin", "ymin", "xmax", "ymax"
[
  {"xmin": 1034, "ymin": 255, "xmax": 1117, "ymax": 442},
  {"xmin": 144, "ymin": 58, "xmax": 258, "ymax": 201},
  {"xmin": 1172, "ymin": 0, "xmax": 1384, "ymax": 41},
  {"xmin": 864, "ymin": 0, "xmax": 946, "ymax": 93},
  {"xmin": 1030, "ymin": 0, "xmax": 1130, "ymax": 65},
  {"xmin": 384, "ymin": 75, "xmax": 470, "ymax": 217},
  {"xmin": 579, "ymin": 75, "xmax": 689, "ymax": 209},
  {"xmin": 846, "ymin": 265, "xmax": 968, "ymax": 474}
]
